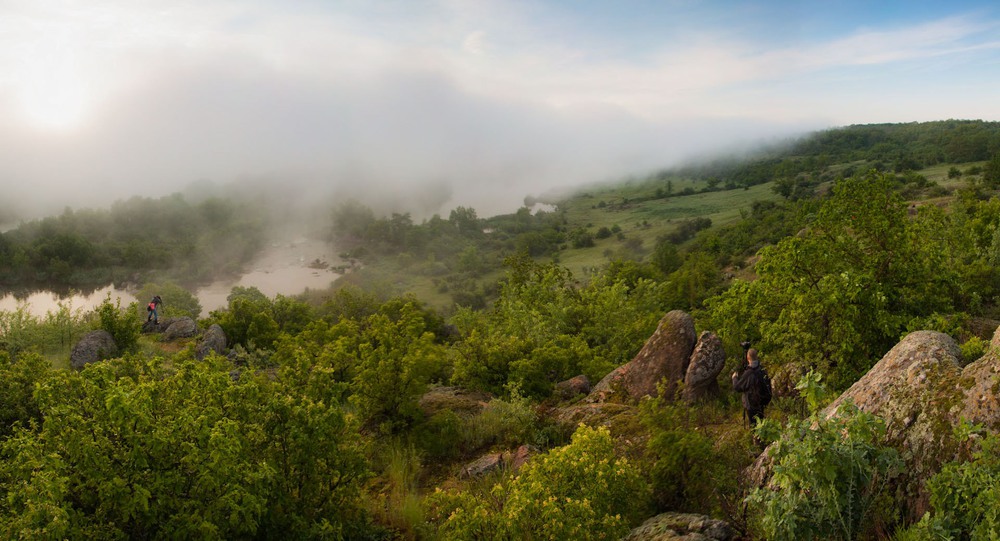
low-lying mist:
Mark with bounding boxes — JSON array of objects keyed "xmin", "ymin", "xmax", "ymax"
[{"xmin": 0, "ymin": 59, "xmax": 815, "ymax": 228}]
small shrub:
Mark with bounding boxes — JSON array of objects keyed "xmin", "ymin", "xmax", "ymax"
[{"xmin": 94, "ymin": 294, "xmax": 139, "ymax": 353}]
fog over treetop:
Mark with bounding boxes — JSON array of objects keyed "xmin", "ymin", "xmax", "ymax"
[{"xmin": 2, "ymin": 0, "xmax": 998, "ymax": 221}]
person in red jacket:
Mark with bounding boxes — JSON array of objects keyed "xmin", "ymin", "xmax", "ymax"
[{"xmin": 146, "ymin": 295, "xmax": 162, "ymax": 324}]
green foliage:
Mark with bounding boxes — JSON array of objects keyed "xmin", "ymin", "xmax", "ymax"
[
  {"xmin": 451, "ymin": 256, "xmax": 666, "ymax": 397},
  {"xmin": 430, "ymin": 425, "xmax": 649, "ymax": 540},
  {"xmin": 206, "ymin": 287, "xmax": 314, "ymax": 350},
  {"xmin": 640, "ymin": 398, "xmax": 737, "ymax": 514},
  {"xmin": 894, "ymin": 431, "xmax": 1000, "ymax": 540},
  {"xmin": 94, "ymin": 294, "xmax": 140, "ymax": 353},
  {"xmin": 134, "ymin": 281, "xmax": 202, "ymax": 320},
  {"xmin": 0, "ymin": 352, "xmax": 50, "ymax": 440},
  {"xmin": 747, "ymin": 398, "xmax": 902, "ymax": 541},
  {"xmin": 960, "ymin": 336, "xmax": 989, "ymax": 365},
  {"xmin": 349, "ymin": 302, "xmax": 447, "ymax": 433},
  {"xmin": 0, "ymin": 194, "xmax": 267, "ymax": 288},
  {"xmin": 0, "ymin": 354, "xmax": 377, "ymax": 539},
  {"xmin": 705, "ymin": 172, "xmax": 961, "ymax": 388}
]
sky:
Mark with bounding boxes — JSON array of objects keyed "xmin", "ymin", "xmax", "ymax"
[{"xmin": 2, "ymin": 0, "xmax": 999, "ymax": 220}]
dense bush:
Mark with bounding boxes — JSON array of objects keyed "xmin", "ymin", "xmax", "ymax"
[
  {"xmin": 747, "ymin": 373, "xmax": 902, "ymax": 541},
  {"xmin": 0, "ymin": 355, "xmax": 377, "ymax": 539},
  {"xmin": 429, "ymin": 425, "xmax": 649, "ymax": 540}
]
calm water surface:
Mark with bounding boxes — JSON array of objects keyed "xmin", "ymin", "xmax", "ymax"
[{"xmin": 0, "ymin": 238, "xmax": 341, "ymax": 318}]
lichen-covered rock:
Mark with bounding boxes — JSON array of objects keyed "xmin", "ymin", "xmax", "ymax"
[
  {"xmin": 461, "ymin": 452, "xmax": 504, "ymax": 478},
  {"xmin": 552, "ymin": 402, "xmax": 636, "ymax": 430},
  {"xmin": 195, "ymin": 324, "xmax": 227, "ymax": 360},
  {"xmin": 588, "ymin": 310, "xmax": 696, "ymax": 403},
  {"xmin": 623, "ymin": 513, "xmax": 735, "ymax": 541},
  {"xmin": 162, "ymin": 317, "xmax": 198, "ymax": 341},
  {"xmin": 554, "ymin": 374, "xmax": 591, "ymax": 400},
  {"xmin": 418, "ymin": 386, "xmax": 492, "ymax": 417},
  {"xmin": 70, "ymin": 330, "xmax": 118, "ymax": 370},
  {"xmin": 748, "ymin": 330, "xmax": 967, "ymax": 518},
  {"xmin": 683, "ymin": 331, "xmax": 725, "ymax": 403}
]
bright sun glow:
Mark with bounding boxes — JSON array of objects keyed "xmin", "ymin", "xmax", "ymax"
[{"xmin": 18, "ymin": 80, "xmax": 90, "ymax": 131}]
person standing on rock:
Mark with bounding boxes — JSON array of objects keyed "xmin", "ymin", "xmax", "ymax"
[
  {"xmin": 146, "ymin": 295, "xmax": 162, "ymax": 324},
  {"xmin": 732, "ymin": 345, "xmax": 772, "ymax": 431}
]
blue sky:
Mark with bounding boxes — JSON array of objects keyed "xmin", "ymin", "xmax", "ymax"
[{"xmin": 1, "ymin": 0, "xmax": 999, "ymax": 217}]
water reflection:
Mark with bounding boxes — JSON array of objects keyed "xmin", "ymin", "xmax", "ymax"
[{"xmin": 0, "ymin": 238, "xmax": 342, "ymax": 318}]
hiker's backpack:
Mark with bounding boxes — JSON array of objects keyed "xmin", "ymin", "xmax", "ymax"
[{"xmin": 746, "ymin": 366, "xmax": 773, "ymax": 410}]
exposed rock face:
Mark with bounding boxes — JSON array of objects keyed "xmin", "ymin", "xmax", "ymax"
[
  {"xmin": 958, "ymin": 326, "xmax": 1000, "ymax": 427},
  {"xmin": 460, "ymin": 445, "xmax": 538, "ymax": 478},
  {"xmin": 418, "ymin": 386, "xmax": 492, "ymax": 417},
  {"xmin": 749, "ymin": 330, "xmax": 978, "ymax": 518},
  {"xmin": 461, "ymin": 452, "xmax": 504, "ymax": 478},
  {"xmin": 682, "ymin": 331, "xmax": 725, "ymax": 402},
  {"xmin": 70, "ymin": 330, "xmax": 118, "ymax": 370},
  {"xmin": 623, "ymin": 513, "xmax": 735, "ymax": 541},
  {"xmin": 195, "ymin": 324, "xmax": 228, "ymax": 360},
  {"xmin": 141, "ymin": 317, "xmax": 187, "ymax": 334},
  {"xmin": 162, "ymin": 317, "xmax": 198, "ymax": 341},
  {"xmin": 554, "ymin": 374, "xmax": 591, "ymax": 400},
  {"xmin": 588, "ymin": 310, "xmax": 697, "ymax": 403}
]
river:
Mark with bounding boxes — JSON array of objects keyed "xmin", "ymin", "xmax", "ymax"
[{"xmin": 0, "ymin": 237, "xmax": 342, "ymax": 318}]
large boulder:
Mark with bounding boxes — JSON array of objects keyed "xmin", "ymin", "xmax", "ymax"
[
  {"xmin": 748, "ymin": 330, "xmax": 974, "ymax": 518},
  {"xmin": 195, "ymin": 324, "xmax": 228, "ymax": 360},
  {"xmin": 623, "ymin": 512, "xmax": 735, "ymax": 541},
  {"xmin": 682, "ymin": 331, "xmax": 725, "ymax": 402},
  {"xmin": 554, "ymin": 374, "xmax": 591, "ymax": 400},
  {"xmin": 588, "ymin": 310, "xmax": 697, "ymax": 403},
  {"xmin": 70, "ymin": 330, "xmax": 118, "ymax": 370},
  {"xmin": 162, "ymin": 317, "xmax": 198, "ymax": 341}
]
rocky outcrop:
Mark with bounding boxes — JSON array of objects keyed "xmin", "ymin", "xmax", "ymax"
[
  {"xmin": 748, "ymin": 330, "xmax": 992, "ymax": 518},
  {"xmin": 554, "ymin": 375, "xmax": 591, "ymax": 400},
  {"xmin": 418, "ymin": 386, "xmax": 492, "ymax": 417},
  {"xmin": 461, "ymin": 445, "xmax": 538, "ymax": 478},
  {"xmin": 623, "ymin": 513, "xmax": 735, "ymax": 541},
  {"xmin": 588, "ymin": 311, "xmax": 697, "ymax": 403},
  {"xmin": 70, "ymin": 330, "xmax": 118, "ymax": 370},
  {"xmin": 552, "ymin": 402, "xmax": 636, "ymax": 432},
  {"xmin": 162, "ymin": 317, "xmax": 198, "ymax": 341},
  {"xmin": 958, "ymin": 326, "xmax": 1000, "ymax": 428},
  {"xmin": 682, "ymin": 331, "xmax": 726, "ymax": 402},
  {"xmin": 195, "ymin": 324, "xmax": 227, "ymax": 360}
]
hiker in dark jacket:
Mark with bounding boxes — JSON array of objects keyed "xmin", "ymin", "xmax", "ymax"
[{"xmin": 731, "ymin": 347, "xmax": 771, "ymax": 428}]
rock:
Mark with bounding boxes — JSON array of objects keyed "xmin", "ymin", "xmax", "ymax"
[
  {"xmin": 959, "ymin": 325, "xmax": 1000, "ymax": 430},
  {"xmin": 554, "ymin": 374, "xmax": 591, "ymax": 400},
  {"xmin": 552, "ymin": 402, "xmax": 636, "ymax": 431},
  {"xmin": 162, "ymin": 317, "xmax": 198, "ymax": 341},
  {"xmin": 503, "ymin": 445, "xmax": 538, "ymax": 471},
  {"xmin": 623, "ymin": 512, "xmax": 735, "ymax": 541},
  {"xmin": 141, "ymin": 317, "xmax": 184, "ymax": 334},
  {"xmin": 588, "ymin": 310, "xmax": 697, "ymax": 403},
  {"xmin": 462, "ymin": 445, "xmax": 539, "ymax": 479},
  {"xmin": 461, "ymin": 452, "xmax": 504, "ymax": 478},
  {"xmin": 418, "ymin": 386, "xmax": 492, "ymax": 417},
  {"xmin": 70, "ymin": 330, "xmax": 118, "ymax": 370},
  {"xmin": 195, "ymin": 324, "xmax": 228, "ymax": 360},
  {"xmin": 682, "ymin": 331, "xmax": 725, "ymax": 402},
  {"xmin": 747, "ymin": 330, "xmax": 966, "ymax": 517}
]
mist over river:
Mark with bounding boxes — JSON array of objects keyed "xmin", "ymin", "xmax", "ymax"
[{"xmin": 0, "ymin": 238, "xmax": 341, "ymax": 318}]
